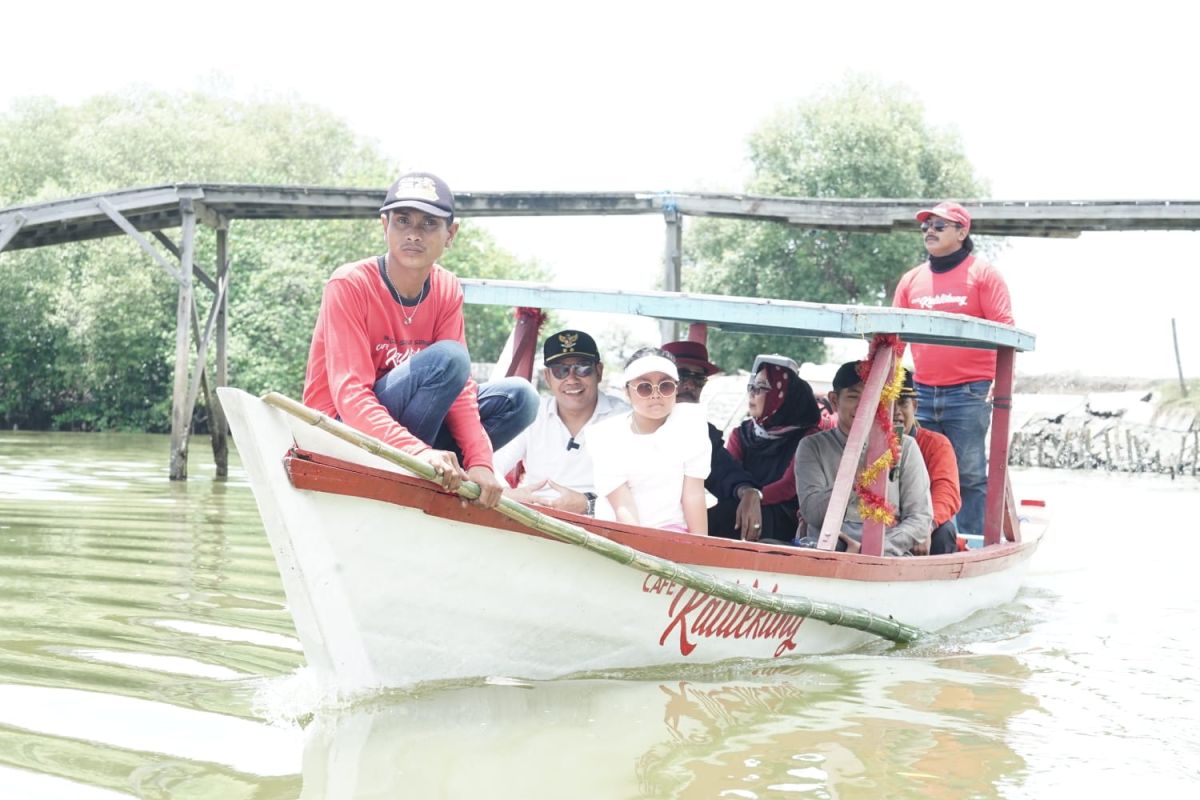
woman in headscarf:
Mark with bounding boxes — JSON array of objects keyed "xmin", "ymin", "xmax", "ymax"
[{"xmin": 711, "ymin": 355, "xmax": 822, "ymax": 543}]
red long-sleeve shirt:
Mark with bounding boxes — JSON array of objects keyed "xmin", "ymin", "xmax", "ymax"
[
  {"xmin": 914, "ymin": 426, "xmax": 961, "ymax": 527},
  {"xmin": 303, "ymin": 258, "xmax": 492, "ymax": 469}
]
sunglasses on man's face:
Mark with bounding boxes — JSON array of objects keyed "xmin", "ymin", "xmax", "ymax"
[
  {"xmin": 548, "ymin": 363, "xmax": 595, "ymax": 380},
  {"xmin": 920, "ymin": 219, "xmax": 961, "ymax": 233},
  {"xmin": 629, "ymin": 380, "xmax": 678, "ymax": 398},
  {"xmin": 677, "ymin": 369, "xmax": 708, "ymax": 385}
]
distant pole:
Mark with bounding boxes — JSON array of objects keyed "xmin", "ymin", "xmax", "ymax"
[
  {"xmin": 1172, "ymin": 318, "xmax": 1188, "ymax": 397},
  {"xmin": 660, "ymin": 204, "xmax": 682, "ymax": 343}
]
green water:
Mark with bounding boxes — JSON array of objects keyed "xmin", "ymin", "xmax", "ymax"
[{"xmin": 0, "ymin": 431, "xmax": 1197, "ymax": 798}]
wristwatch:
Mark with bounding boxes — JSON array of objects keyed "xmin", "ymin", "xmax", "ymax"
[{"xmin": 584, "ymin": 492, "xmax": 597, "ymax": 516}]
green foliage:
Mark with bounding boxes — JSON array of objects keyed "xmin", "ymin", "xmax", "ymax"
[
  {"xmin": 684, "ymin": 75, "xmax": 986, "ymax": 370},
  {"xmin": 440, "ymin": 226, "xmax": 555, "ymax": 363},
  {"xmin": 0, "ymin": 89, "xmax": 544, "ymax": 431}
]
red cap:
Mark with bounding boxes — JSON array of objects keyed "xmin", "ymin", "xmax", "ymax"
[
  {"xmin": 915, "ymin": 201, "xmax": 971, "ymax": 232},
  {"xmin": 662, "ymin": 340, "xmax": 721, "ymax": 376}
]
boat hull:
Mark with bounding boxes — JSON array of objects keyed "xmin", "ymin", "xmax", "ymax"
[{"xmin": 219, "ymin": 388, "xmax": 1044, "ymax": 695}]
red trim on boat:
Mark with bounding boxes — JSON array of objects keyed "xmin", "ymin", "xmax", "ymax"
[{"xmin": 282, "ymin": 448, "xmax": 1040, "ymax": 583}]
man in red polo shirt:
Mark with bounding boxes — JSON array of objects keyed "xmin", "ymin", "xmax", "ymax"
[
  {"xmin": 893, "ymin": 201, "xmax": 1013, "ymax": 536},
  {"xmin": 895, "ymin": 369, "xmax": 961, "ymax": 555},
  {"xmin": 303, "ymin": 172, "xmax": 538, "ymax": 507}
]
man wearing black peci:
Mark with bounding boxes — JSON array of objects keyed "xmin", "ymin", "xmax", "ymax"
[{"xmin": 493, "ymin": 330, "xmax": 629, "ymax": 516}]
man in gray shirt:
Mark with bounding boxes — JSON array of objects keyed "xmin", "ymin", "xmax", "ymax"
[{"xmin": 794, "ymin": 361, "xmax": 933, "ymax": 556}]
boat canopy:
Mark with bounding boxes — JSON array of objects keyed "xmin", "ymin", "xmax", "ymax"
[{"xmin": 461, "ymin": 279, "xmax": 1035, "ymax": 352}]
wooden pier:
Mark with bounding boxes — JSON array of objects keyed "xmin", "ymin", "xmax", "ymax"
[{"xmin": 3, "ymin": 184, "xmax": 1200, "ymax": 479}]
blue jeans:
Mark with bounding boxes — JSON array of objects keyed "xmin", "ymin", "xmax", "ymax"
[
  {"xmin": 916, "ymin": 380, "xmax": 991, "ymax": 535},
  {"xmin": 372, "ymin": 340, "xmax": 538, "ymax": 458}
]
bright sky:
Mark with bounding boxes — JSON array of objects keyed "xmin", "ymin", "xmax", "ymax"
[{"xmin": 4, "ymin": 0, "xmax": 1198, "ymax": 378}]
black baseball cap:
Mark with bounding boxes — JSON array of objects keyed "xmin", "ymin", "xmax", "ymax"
[
  {"xmin": 543, "ymin": 330, "xmax": 600, "ymax": 364},
  {"xmin": 900, "ymin": 368, "xmax": 917, "ymax": 398},
  {"xmin": 832, "ymin": 361, "xmax": 864, "ymax": 392},
  {"xmin": 380, "ymin": 172, "xmax": 455, "ymax": 217}
]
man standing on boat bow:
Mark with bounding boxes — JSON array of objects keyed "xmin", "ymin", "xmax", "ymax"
[
  {"xmin": 493, "ymin": 329, "xmax": 629, "ymax": 516},
  {"xmin": 893, "ymin": 201, "xmax": 1013, "ymax": 537},
  {"xmin": 303, "ymin": 172, "xmax": 538, "ymax": 508}
]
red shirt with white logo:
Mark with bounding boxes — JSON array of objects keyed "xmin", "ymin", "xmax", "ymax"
[
  {"xmin": 303, "ymin": 258, "xmax": 492, "ymax": 469},
  {"xmin": 893, "ymin": 255, "xmax": 1014, "ymax": 386}
]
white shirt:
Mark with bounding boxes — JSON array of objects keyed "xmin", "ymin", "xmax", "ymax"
[
  {"xmin": 493, "ymin": 392, "xmax": 630, "ymax": 494},
  {"xmin": 589, "ymin": 402, "xmax": 711, "ymax": 529}
]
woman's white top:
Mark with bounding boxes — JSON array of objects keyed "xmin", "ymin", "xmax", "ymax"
[{"xmin": 590, "ymin": 402, "xmax": 711, "ymax": 529}]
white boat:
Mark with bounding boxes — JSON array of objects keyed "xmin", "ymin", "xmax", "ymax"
[{"xmin": 219, "ymin": 282, "xmax": 1045, "ymax": 696}]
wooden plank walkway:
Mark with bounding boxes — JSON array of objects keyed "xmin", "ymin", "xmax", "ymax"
[
  {"xmin": 4, "ymin": 185, "xmax": 1200, "ymax": 253},
  {"xmin": 1, "ymin": 182, "xmax": 1191, "ymax": 480}
]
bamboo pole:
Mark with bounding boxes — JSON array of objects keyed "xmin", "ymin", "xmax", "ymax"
[{"xmin": 261, "ymin": 392, "xmax": 923, "ymax": 645}]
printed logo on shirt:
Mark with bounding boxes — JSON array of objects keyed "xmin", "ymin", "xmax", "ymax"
[
  {"xmin": 375, "ymin": 338, "xmax": 433, "ymax": 369},
  {"xmin": 376, "ymin": 341, "xmax": 414, "ymax": 369},
  {"xmin": 911, "ymin": 292, "xmax": 968, "ymax": 310}
]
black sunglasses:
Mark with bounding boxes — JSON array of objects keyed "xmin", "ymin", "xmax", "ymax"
[
  {"xmin": 920, "ymin": 219, "xmax": 961, "ymax": 233},
  {"xmin": 677, "ymin": 369, "xmax": 708, "ymax": 385},
  {"xmin": 629, "ymin": 380, "xmax": 678, "ymax": 398},
  {"xmin": 548, "ymin": 363, "xmax": 596, "ymax": 380}
]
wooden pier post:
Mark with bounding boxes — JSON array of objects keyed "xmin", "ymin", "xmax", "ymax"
[
  {"xmin": 210, "ymin": 223, "xmax": 230, "ymax": 477},
  {"xmin": 660, "ymin": 205, "xmax": 682, "ymax": 343},
  {"xmin": 169, "ymin": 201, "xmax": 197, "ymax": 481}
]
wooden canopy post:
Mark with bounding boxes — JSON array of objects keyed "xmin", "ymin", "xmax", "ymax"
[
  {"xmin": 210, "ymin": 222, "xmax": 231, "ymax": 477},
  {"xmin": 816, "ymin": 345, "xmax": 893, "ymax": 551},
  {"xmin": 660, "ymin": 203, "xmax": 682, "ymax": 343},
  {"xmin": 984, "ymin": 346, "xmax": 1016, "ymax": 545},
  {"xmin": 168, "ymin": 201, "xmax": 197, "ymax": 480},
  {"xmin": 858, "ymin": 348, "xmax": 897, "ymax": 557},
  {"xmin": 504, "ymin": 307, "xmax": 546, "ymax": 381}
]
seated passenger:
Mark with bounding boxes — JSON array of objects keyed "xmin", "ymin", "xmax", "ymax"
[
  {"xmin": 661, "ymin": 340, "xmax": 763, "ymax": 541},
  {"xmin": 493, "ymin": 329, "xmax": 629, "ymax": 516},
  {"xmin": 794, "ymin": 360, "xmax": 933, "ymax": 556},
  {"xmin": 590, "ymin": 347, "xmax": 711, "ymax": 533},
  {"xmin": 895, "ymin": 369, "xmax": 961, "ymax": 554},
  {"xmin": 718, "ymin": 355, "xmax": 823, "ymax": 544}
]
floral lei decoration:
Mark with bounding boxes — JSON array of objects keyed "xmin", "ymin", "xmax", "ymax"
[{"xmin": 854, "ymin": 335, "xmax": 907, "ymax": 526}]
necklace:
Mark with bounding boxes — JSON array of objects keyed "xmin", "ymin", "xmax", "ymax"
[
  {"xmin": 383, "ymin": 255, "xmax": 428, "ymax": 326},
  {"xmin": 401, "ymin": 282, "xmax": 427, "ymax": 325}
]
